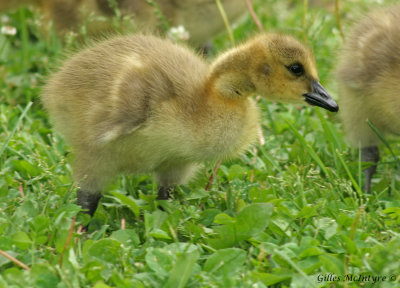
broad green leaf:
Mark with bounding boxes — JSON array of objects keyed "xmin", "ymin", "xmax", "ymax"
[
  {"xmin": 31, "ymin": 264, "xmax": 59, "ymax": 288},
  {"xmin": 314, "ymin": 217, "xmax": 338, "ymax": 240},
  {"xmin": 145, "ymin": 248, "xmax": 174, "ymax": 278},
  {"xmin": 164, "ymin": 249, "xmax": 200, "ymax": 288},
  {"xmin": 186, "ymin": 188, "xmax": 209, "ymax": 200},
  {"xmin": 15, "ymin": 200, "xmax": 37, "ymax": 219},
  {"xmin": 87, "ymin": 239, "xmax": 122, "ymax": 264},
  {"xmin": 338, "ymin": 213, "xmax": 353, "ymax": 228},
  {"xmin": 12, "ymin": 160, "xmax": 42, "ymax": 177},
  {"xmin": 93, "ymin": 281, "xmax": 112, "ymax": 288},
  {"xmin": 248, "ymin": 187, "xmax": 274, "ymax": 203},
  {"xmin": 226, "ymin": 164, "xmax": 247, "ymax": 181},
  {"xmin": 208, "ymin": 203, "xmax": 273, "ymax": 249},
  {"xmin": 235, "ymin": 203, "xmax": 273, "ymax": 237},
  {"xmin": 340, "ymin": 234, "xmax": 357, "ymax": 254},
  {"xmin": 213, "ymin": 213, "xmax": 234, "ymax": 225},
  {"xmin": 145, "ymin": 210, "xmax": 168, "ymax": 233},
  {"xmin": 200, "ymin": 209, "xmax": 221, "ymax": 226},
  {"xmin": 109, "ymin": 191, "xmax": 140, "ymax": 218},
  {"xmin": 0, "ymin": 236, "xmax": 13, "ymax": 251},
  {"xmin": 382, "ymin": 207, "xmax": 400, "ymax": 222},
  {"xmin": 150, "ymin": 228, "xmax": 171, "ymax": 240},
  {"xmin": 111, "ymin": 229, "xmax": 140, "ymax": 247},
  {"xmin": 299, "ymin": 247, "xmax": 323, "ymax": 258},
  {"xmin": 319, "ymin": 254, "xmax": 345, "ymax": 276},
  {"xmin": 12, "ymin": 231, "xmax": 32, "ymax": 250},
  {"xmin": 1, "ymin": 267, "xmax": 25, "ymax": 286},
  {"xmin": 184, "ymin": 221, "xmax": 204, "ymax": 240},
  {"xmin": 31, "ymin": 214, "xmax": 50, "ymax": 233},
  {"xmin": 204, "ymin": 248, "xmax": 246, "ymax": 276},
  {"xmin": 297, "ymin": 257, "xmax": 321, "ymax": 273},
  {"xmin": 166, "ymin": 243, "xmax": 198, "ymax": 254},
  {"xmin": 251, "ymin": 272, "xmax": 292, "ymax": 286}
]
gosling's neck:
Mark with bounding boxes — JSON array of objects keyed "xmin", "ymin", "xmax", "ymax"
[{"xmin": 206, "ymin": 45, "xmax": 256, "ymax": 99}]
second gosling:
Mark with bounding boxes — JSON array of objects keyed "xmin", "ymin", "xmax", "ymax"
[
  {"xmin": 337, "ymin": 5, "xmax": 400, "ymax": 193},
  {"xmin": 42, "ymin": 33, "xmax": 338, "ymax": 216}
]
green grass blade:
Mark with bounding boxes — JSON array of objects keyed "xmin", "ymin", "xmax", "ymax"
[
  {"xmin": 258, "ymin": 145, "xmax": 282, "ymax": 173},
  {"xmin": 336, "ymin": 149, "xmax": 363, "ymax": 198},
  {"xmin": 367, "ymin": 120, "xmax": 400, "ymax": 168},
  {"xmin": 315, "ymin": 109, "xmax": 343, "ymax": 151},
  {"xmin": 358, "ymin": 144, "xmax": 362, "ymax": 193},
  {"xmin": 285, "ymin": 119, "xmax": 331, "ymax": 177},
  {"xmin": 18, "ymin": 8, "xmax": 29, "ymax": 71},
  {"xmin": 216, "ymin": 0, "xmax": 235, "ymax": 45},
  {"xmin": 261, "ymin": 100, "xmax": 278, "ymax": 135},
  {"xmin": 274, "ymin": 248, "xmax": 316, "ymax": 287},
  {"xmin": 0, "ymin": 102, "xmax": 33, "ymax": 160}
]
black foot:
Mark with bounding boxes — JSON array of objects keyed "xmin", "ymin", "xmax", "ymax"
[
  {"xmin": 157, "ymin": 186, "xmax": 174, "ymax": 200},
  {"xmin": 362, "ymin": 146, "xmax": 379, "ymax": 193},
  {"xmin": 77, "ymin": 189, "xmax": 102, "ymax": 216}
]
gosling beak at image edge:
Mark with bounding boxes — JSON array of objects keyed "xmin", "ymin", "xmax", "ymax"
[{"xmin": 304, "ymin": 80, "xmax": 339, "ymax": 112}]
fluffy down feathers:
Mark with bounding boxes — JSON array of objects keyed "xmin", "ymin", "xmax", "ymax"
[
  {"xmin": 42, "ymin": 33, "xmax": 337, "ymax": 215},
  {"xmin": 337, "ymin": 5, "xmax": 400, "ymax": 192}
]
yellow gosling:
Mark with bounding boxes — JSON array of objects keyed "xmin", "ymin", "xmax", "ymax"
[{"xmin": 42, "ymin": 33, "xmax": 338, "ymax": 215}]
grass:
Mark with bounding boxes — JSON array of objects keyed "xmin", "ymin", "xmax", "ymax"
[{"xmin": 0, "ymin": 0, "xmax": 400, "ymax": 287}]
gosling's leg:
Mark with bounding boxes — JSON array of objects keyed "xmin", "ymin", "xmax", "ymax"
[
  {"xmin": 74, "ymin": 153, "xmax": 113, "ymax": 216},
  {"xmin": 155, "ymin": 163, "xmax": 201, "ymax": 199},
  {"xmin": 157, "ymin": 186, "xmax": 175, "ymax": 200},
  {"xmin": 77, "ymin": 189, "xmax": 102, "ymax": 216},
  {"xmin": 362, "ymin": 146, "xmax": 379, "ymax": 193}
]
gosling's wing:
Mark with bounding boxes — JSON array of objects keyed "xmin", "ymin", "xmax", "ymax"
[{"xmin": 95, "ymin": 61, "xmax": 182, "ymax": 144}]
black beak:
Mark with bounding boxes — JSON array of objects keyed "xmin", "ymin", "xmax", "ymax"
[{"xmin": 303, "ymin": 80, "xmax": 339, "ymax": 112}]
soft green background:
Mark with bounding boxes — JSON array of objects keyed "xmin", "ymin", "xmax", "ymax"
[{"xmin": 0, "ymin": 0, "xmax": 399, "ymax": 287}]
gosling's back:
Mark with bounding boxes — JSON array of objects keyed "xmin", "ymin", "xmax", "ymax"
[
  {"xmin": 337, "ymin": 5, "xmax": 400, "ymax": 147},
  {"xmin": 42, "ymin": 35, "xmax": 209, "ymax": 148}
]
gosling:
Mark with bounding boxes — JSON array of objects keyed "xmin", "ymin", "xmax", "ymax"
[
  {"xmin": 336, "ymin": 5, "xmax": 400, "ymax": 193},
  {"xmin": 0, "ymin": 0, "xmax": 246, "ymax": 47},
  {"xmin": 42, "ymin": 33, "xmax": 338, "ymax": 216},
  {"xmin": 96, "ymin": 0, "xmax": 247, "ymax": 47},
  {"xmin": 0, "ymin": 0, "xmax": 80, "ymax": 33}
]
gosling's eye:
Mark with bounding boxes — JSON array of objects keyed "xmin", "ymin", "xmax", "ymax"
[{"xmin": 287, "ymin": 63, "xmax": 304, "ymax": 76}]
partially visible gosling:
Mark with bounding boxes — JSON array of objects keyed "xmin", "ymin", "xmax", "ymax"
[
  {"xmin": 96, "ymin": 0, "xmax": 247, "ymax": 47},
  {"xmin": 337, "ymin": 5, "xmax": 400, "ymax": 193},
  {"xmin": 0, "ymin": 0, "xmax": 37, "ymax": 11},
  {"xmin": 0, "ymin": 0, "xmax": 246, "ymax": 47},
  {"xmin": 0, "ymin": 0, "xmax": 81, "ymax": 34},
  {"xmin": 42, "ymin": 33, "xmax": 338, "ymax": 216}
]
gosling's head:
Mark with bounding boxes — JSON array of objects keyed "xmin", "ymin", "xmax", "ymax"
[
  {"xmin": 251, "ymin": 33, "xmax": 338, "ymax": 112},
  {"xmin": 210, "ymin": 33, "xmax": 338, "ymax": 112}
]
